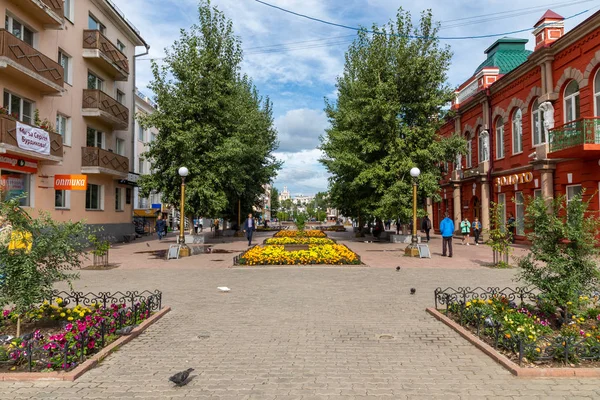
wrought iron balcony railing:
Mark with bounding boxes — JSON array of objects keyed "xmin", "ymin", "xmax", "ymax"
[{"xmin": 548, "ymin": 117, "xmax": 600, "ymax": 153}]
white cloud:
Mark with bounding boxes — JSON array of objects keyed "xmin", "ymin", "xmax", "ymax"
[
  {"xmin": 275, "ymin": 108, "xmax": 328, "ymax": 153},
  {"xmin": 273, "ymin": 149, "xmax": 329, "ymax": 195}
]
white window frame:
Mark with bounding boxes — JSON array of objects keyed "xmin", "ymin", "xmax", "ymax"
[
  {"xmin": 117, "ymin": 40, "xmax": 126, "ymax": 53},
  {"xmin": 115, "ymin": 187, "xmax": 124, "ymax": 211},
  {"xmin": 564, "ymin": 80, "xmax": 580, "ymax": 123},
  {"xmin": 5, "ymin": 14, "xmax": 35, "ymax": 47},
  {"xmin": 515, "ymin": 191, "xmax": 525, "ymax": 236},
  {"xmin": 566, "ymin": 185, "xmax": 583, "ymax": 204},
  {"xmin": 116, "ymin": 138, "xmax": 125, "ymax": 156},
  {"xmin": 85, "ymin": 184, "xmax": 104, "ymax": 211},
  {"xmin": 512, "ymin": 108, "xmax": 523, "ymax": 154},
  {"xmin": 86, "ymin": 127, "xmax": 104, "ymax": 149},
  {"xmin": 531, "ymin": 99, "xmax": 546, "ymax": 146},
  {"xmin": 58, "ymin": 50, "xmax": 73, "ymax": 85},
  {"xmin": 595, "ymin": 70, "xmax": 600, "ymax": 117},
  {"xmin": 138, "ymin": 158, "xmax": 145, "ymax": 174},
  {"xmin": 87, "ymin": 71, "xmax": 104, "ymax": 91},
  {"xmin": 64, "ymin": 0, "xmax": 74, "ymax": 22},
  {"xmin": 495, "ymin": 118, "xmax": 504, "ymax": 159},
  {"xmin": 88, "ymin": 14, "xmax": 106, "ymax": 34},
  {"xmin": 138, "ymin": 122, "xmax": 145, "ymax": 142},
  {"xmin": 56, "ymin": 114, "xmax": 71, "ymax": 146},
  {"xmin": 116, "ymin": 90, "xmax": 125, "ymax": 105},
  {"xmin": 3, "ymin": 91, "xmax": 34, "ymax": 124},
  {"xmin": 534, "ymin": 189, "xmax": 542, "ymax": 199},
  {"xmin": 55, "ymin": 189, "xmax": 71, "ymax": 209},
  {"xmin": 478, "ymin": 129, "xmax": 489, "ymax": 162},
  {"xmin": 466, "ymin": 133, "xmax": 472, "ymax": 168}
]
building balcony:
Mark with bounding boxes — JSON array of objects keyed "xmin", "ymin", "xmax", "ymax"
[
  {"xmin": 0, "ymin": 114, "xmax": 63, "ymax": 162},
  {"xmin": 82, "ymin": 89, "xmax": 129, "ymax": 130},
  {"xmin": 548, "ymin": 118, "xmax": 600, "ymax": 159},
  {"xmin": 0, "ymin": 29, "xmax": 64, "ymax": 95},
  {"xmin": 81, "ymin": 147, "xmax": 129, "ymax": 178},
  {"xmin": 8, "ymin": 0, "xmax": 64, "ymax": 29},
  {"xmin": 82, "ymin": 30, "xmax": 129, "ymax": 81}
]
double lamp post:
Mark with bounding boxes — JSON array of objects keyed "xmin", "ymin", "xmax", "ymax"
[
  {"xmin": 178, "ymin": 166, "xmax": 190, "ymax": 257},
  {"xmin": 404, "ymin": 166, "xmax": 421, "ymax": 257}
]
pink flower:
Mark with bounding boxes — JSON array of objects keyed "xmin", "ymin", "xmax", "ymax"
[
  {"xmin": 65, "ymin": 323, "xmax": 73, "ymax": 332},
  {"xmin": 580, "ymin": 330, "xmax": 586, "ymax": 336}
]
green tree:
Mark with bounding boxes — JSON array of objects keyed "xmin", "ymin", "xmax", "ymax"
[
  {"xmin": 517, "ymin": 194, "xmax": 600, "ymax": 312},
  {"xmin": 487, "ymin": 202, "xmax": 512, "ymax": 267},
  {"xmin": 320, "ymin": 8, "xmax": 465, "ymax": 223},
  {"xmin": 0, "ymin": 197, "xmax": 88, "ymax": 336},
  {"xmin": 138, "ymin": 0, "xmax": 280, "ymax": 222},
  {"xmin": 270, "ymin": 187, "xmax": 280, "ymax": 215}
]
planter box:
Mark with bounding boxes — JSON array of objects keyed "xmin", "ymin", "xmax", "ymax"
[
  {"xmin": 284, "ymin": 244, "xmax": 310, "ymax": 251},
  {"xmin": 390, "ymin": 234, "xmax": 421, "ymax": 244},
  {"xmin": 185, "ymin": 234, "xmax": 204, "ymax": 244}
]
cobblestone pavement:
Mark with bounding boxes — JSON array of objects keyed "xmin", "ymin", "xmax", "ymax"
[{"xmin": 2, "ymin": 231, "xmax": 599, "ymax": 399}]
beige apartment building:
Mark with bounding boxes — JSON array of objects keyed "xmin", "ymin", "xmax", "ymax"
[{"xmin": 0, "ymin": 0, "xmax": 148, "ymax": 240}]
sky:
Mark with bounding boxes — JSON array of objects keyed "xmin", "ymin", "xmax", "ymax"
[{"xmin": 115, "ymin": 0, "xmax": 598, "ymax": 197}]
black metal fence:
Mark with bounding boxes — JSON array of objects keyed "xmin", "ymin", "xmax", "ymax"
[
  {"xmin": 433, "ymin": 286, "xmax": 600, "ymax": 365},
  {"xmin": 1, "ymin": 290, "xmax": 162, "ymax": 372}
]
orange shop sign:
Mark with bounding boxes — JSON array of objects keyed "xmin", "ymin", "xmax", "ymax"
[
  {"xmin": 54, "ymin": 175, "xmax": 88, "ymax": 190},
  {"xmin": 495, "ymin": 172, "xmax": 534, "ymax": 187}
]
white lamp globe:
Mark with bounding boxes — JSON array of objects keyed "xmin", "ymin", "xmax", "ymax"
[
  {"xmin": 178, "ymin": 167, "xmax": 189, "ymax": 177},
  {"xmin": 410, "ymin": 167, "xmax": 421, "ymax": 178}
]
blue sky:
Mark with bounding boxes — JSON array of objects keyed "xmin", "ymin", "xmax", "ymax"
[{"xmin": 117, "ymin": 0, "xmax": 597, "ymax": 196}]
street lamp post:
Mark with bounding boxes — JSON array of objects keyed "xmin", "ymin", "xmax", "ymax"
[
  {"xmin": 178, "ymin": 167, "xmax": 190, "ymax": 257},
  {"xmin": 405, "ymin": 167, "xmax": 421, "ymax": 257}
]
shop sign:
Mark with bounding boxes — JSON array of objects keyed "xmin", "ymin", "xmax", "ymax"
[
  {"xmin": 16, "ymin": 122, "xmax": 50, "ymax": 155},
  {"xmin": 495, "ymin": 172, "xmax": 534, "ymax": 187},
  {"xmin": 54, "ymin": 174, "xmax": 88, "ymax": 191},
  {"xmin": 0, "ymin": 155, "xmax": 37, "ymax": 173}
]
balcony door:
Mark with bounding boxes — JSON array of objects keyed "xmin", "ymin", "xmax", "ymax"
[
  {"xmin": 5, "ymin": 15, "xmax": 34, "ymax": 46},
  {"xmin": 86, "ymin": 127, "xmax": 104, "ymax": 149}
]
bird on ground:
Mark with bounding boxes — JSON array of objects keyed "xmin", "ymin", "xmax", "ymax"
[
  {"xmin": 396, "ymin": 266, "xmax": 401, "ymax": 271},
  {"xmin": 20, "ymin": 332, "xmax": 34, "ymax": 341},
  {"xmin": 169, "ymin": 368, "xmax": 194, "ymax": 386},
  {"xmin": 115, "ymin": 325, "xmax": 138, "ymax": 335},
  {"xmin": 146, "ymin": 243, "xmax": 150, "ymax": 247},
  {"xmin": 410, "ymin": 288, "xmax": 416, "ymax": 295}
]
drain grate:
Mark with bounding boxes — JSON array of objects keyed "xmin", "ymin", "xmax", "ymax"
[{"xmin": 378, "ymin": 334, "xmax": 394, "ymax": 340}]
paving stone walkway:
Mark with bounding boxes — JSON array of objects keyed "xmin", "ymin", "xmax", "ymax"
[{"xmin": 1, "ymin": 230, "xmax": 599, "ymax": 399}]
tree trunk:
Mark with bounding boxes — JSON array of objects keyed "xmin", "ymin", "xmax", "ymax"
[{"xmin": 16, "ymin": 315, "xmax": 21, "ymax": 338}]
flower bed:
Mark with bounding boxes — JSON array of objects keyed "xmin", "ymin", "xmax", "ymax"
[
  {"xmin": 264, "ymin": 237, "xmax": 335, "ymax": 245},
  {"xmin": 435, "ymin": 286, "xmax": 600, "ymax": 367},
  {"xmin": 273, "ymin": 230, "xmax": 326, "ymax": 238},
  {"xmin": 0, "ymin": 290, "xmax": 161, "ymax": 372},
  {"xmin": 236, "ymin": 244, "xmax": 360, "ymax": 265}
]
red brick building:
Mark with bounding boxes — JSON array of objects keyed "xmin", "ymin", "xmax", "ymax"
[{"xmin": 433, "ymin": 10, "xmax": 600, "ymax": 241}]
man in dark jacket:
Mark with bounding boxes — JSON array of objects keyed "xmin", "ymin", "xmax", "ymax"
[
  {"xmin": 156, "ymin": 215, "xmax": 166, "ymax": 240},
  {"xmin": 439, "ymin": 213, "xmax": 454, "ymax": 257},
  {"xmin": 243, "ymin": 213, "xmax": 256, "ymax": 246},
  {"xmin": 421, "ymin": 216, "xmax": 432, "ymax": 242}
]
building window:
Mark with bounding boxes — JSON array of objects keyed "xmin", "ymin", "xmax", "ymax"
[
  {"xmin": 58, "ymin": 50, "xmax": 72, "ymax": 84},
  {"xmin": 497, "ymin": 193, "xmax": 506, "ymax": 231},
  {"xmin": 55, "ymin": 190, "xmax": 70, "ymax": 209},
  {"xmin": 138, "ymin": 159, "xmax": 144, "ymax": 174},
  {"xmin": 478, "ymin": 129, "xmax": 489, "ymax": 162},
  {"xmin": 3, "ymin": 91, "xmax": 33, "ymax": 124},
  {"xmin": 512, "ymin": 108, "xmax": 523, "ymax": 154},
  {"xmin": 88, "ymin": 14, "xmax": 106, "ymax": 33},
  {"xmin": 126, "ymin": 188, "xmax": 132, "ymax": 205},
  {"xmin": 0, "ymin": 170, "xmax": 31, "ymax": 207},
  {"xmin": 5, "ymin": 15, "xmax": 34, "ymax": 46},
  {"xmin": 115, "ymin": 187, "xmax": 124, "ymax": 211},
  {"xmin": 87, "ymin": 71, "xmax": 104, "ymax": 91},
  {"xmin": 86, "ymin": 127, "xmax": 104, "ymax": 148},
  {"xmin": 138, "ymin": 122, "xmax": 144, "ymax": 141},
  {"xmin": 531, "ymin": 99, "xmax": 546, "ymax": 146},
  {"xmin": 466, "ymin": 132, "xmax": 472, "ymax": 168},
  {"xmin": 564, "ymin": 80, "xmax": 580, "ymax": 123},
  {"xmin": 85, "ymin": 184, "xmax": 103, "ymax": 210},
  {"xmin": 116, "ymin": 138, "xmax": 125, "ymax": 156},
  {"xmin": 595, "ymin": 70, "xmax": 600, "ymax": 116},
  {"xmin": 64, "ymin": 0, "xmax": 74, "ymax": 21},
  {"xmin": 515, "ymin": 192, "xmax": 524, "ymax": 236},
  {"xmin": 534, "ymin": 189, "xmax": 542, "ymax": 199},
  {"xmin": 495, "ymin": 117, "xmax": 504, "ymax": 159},
  {"xmin": 566, "ymin": 185, "xmax": 582, "ymax": 204},
  {"xmin": 116, "ymin": 90, "xmax": 125, "ymax": 105},
  {"xmin": 117, "ymin": 40, "xmax": 126, "ymax": 53},
  {"xmin": 56, "ymin": 114, "xmax": 71, "ymax": 146}
]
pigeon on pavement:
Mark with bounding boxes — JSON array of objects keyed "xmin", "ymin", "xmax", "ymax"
[
  {"xmin": 410, "ymin": 288, "xmax": 416, "ymax": 295},
  {"xmin": 115, "ymin": 325, "xmax": 138, "ymax": 335},
  {"xmin": 395, "ymin": 266, "xmax": 401, "ymax": 271},
  {"xmin": 169, "ymin": 368, "xmax": 194, "ymax": 386}
]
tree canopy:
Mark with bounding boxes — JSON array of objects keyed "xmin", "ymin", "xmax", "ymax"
[
  {"xmin": 138, "ymin": 0, "xmax": 280, "ymax": 219},
  {"xmin": 320, "ymin": 8, "xmax": 465, "ymax": 222}
]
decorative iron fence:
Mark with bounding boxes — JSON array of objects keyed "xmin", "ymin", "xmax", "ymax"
[
  {"xmin": 548, "ymin": 118, "xmax": 600, "ymax": 153},
  {"xmin": 1, "ymin": 290, "xmax": 162, "ymax": 372}
]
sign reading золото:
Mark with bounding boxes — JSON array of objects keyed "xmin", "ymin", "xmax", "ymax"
[{"xmin": 495, "ymin": 172, "xmax": 534, "ymax": 187}]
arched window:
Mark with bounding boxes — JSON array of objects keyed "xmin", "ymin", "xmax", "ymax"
[
  {"xmin": 495, "ymin": 117, "xmax": 504, "ymax": 159},
  {"xmin": 478, "ymin": 129, "xmax": 489, "ymax": 162},
  {"xmin": 512, "ymin": 108, "xmax": 523, "ymax": 154},
  {"xmin": 594, "ymin": 70, "xmax": 600, "ymax": 116},
  {"xmin": 466, "ymin": 132, "xmax": 472, "ymax": 168},
  {"xmin": 564, "ymin": 80, "xmax": 580, "ymax": 123},
  {"xmin": 531, "ymin": 99, "xmax": 546, "ymax": 146}
]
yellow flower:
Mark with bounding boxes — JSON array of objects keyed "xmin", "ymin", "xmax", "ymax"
[
  {"xmin": 43, "ymin": 300, "xmax": 49, "ymax": 305},
  {"xmin": 536, "ymin": 348, "xmax": 541, "ymax": 352},
  {"xmin": 67, "ymin": 317, "xmax": 73, "ymax": 321},
  {"xmin": 487, "ymin": 299, "xmax": 493, "ymax": 304},
  {"xmin": 586, "ymin": 333, "xmax": 592, "ymax": 337},
  {"xmin": 66, "ymin": 309, "xmax": 71, "ymax": 314},
  {"xmin": 567, "ymin": 301, "xmax": 573, "ymax": 305},
  {"xmin": 505, "ymin": 334, "xmax": 511, "ymax": 339},
  {"xmin": 79, "ymin": 312, "xmax": 85, "ymax": 317},
  {"xmin": 56, "ymin": 298, "xmax": 63, "ymax": 304},
  {"xmin": 60, "ymin": 312, "xmax": 65, "ymax": 317}
]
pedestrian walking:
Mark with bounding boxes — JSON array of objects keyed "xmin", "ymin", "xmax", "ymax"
[
  {"xmin": 199, "ymin": 217, "xmax": 203, "ymax": 232},
  {"xmin": 243, "ymin": 213, "xmax": 255, "ymax": 246},
  {"xmin": 155, "ymin": 215, "xmax": 166, "ymax": 241},
  {"xmin": 395, "ymin": 217, "xmax": 401, "ymax": 235},
  {"xmin": 194, "ymin": 219, "xmax": 199, "ymax": 234},
  {"xmin": 472, "ymin": 217, "xmax": 482, "ymax": 245},
  {"xmin": 507, "ymin": 213, "xmax": 516, "ymax": 244},
  {"xmin": 460, "ymin": 217, "xmax": 471, "ymax": 245},
  {"xmin": 440, "ymin": 212, "xmax": 454, "ymax": 257},
  {"xmin": 421, "ymin": 215, "xmax": 432, "ymax": 242}
]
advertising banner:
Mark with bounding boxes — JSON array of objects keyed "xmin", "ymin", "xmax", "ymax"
[{"xmin": 16, "ymin": 122, "xmax": 50, "ymax": 155}]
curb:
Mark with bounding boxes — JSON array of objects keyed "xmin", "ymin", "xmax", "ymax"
[
  {"xmin": 0, "ymin": 306, "xmax": 171, "ymax": 381},
  {"xmin": 426, "ymin": 307, "xmax": 600, "ymax": 377}
]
